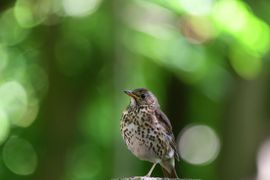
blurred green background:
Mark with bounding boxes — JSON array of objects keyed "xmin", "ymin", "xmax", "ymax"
[{"xmin": 1, "ymin": 0, "xmax": 270, "ymax": 179}]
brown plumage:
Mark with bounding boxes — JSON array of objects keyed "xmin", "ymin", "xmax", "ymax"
[{"xmin": 120, "ymin": 88, "xmax": 179, "ymax": 178}]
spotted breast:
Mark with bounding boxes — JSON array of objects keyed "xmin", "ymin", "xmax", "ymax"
[{"xmin": 120, "ymin": 105, "xmax": 174, "ymax": 163}]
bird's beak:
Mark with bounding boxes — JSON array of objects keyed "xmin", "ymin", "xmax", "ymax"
[{"xmin": 123, "ymin": 90, "xmax": 138, "ymax": 99}]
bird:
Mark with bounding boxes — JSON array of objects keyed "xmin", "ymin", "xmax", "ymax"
[{"xmin": 120, "ymin": 88, "xmax": 179, "ymax": 178}]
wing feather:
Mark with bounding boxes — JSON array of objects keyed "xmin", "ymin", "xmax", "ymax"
[{"xmin": 155, "ymin": 109, "xmax": 180, "ymax": 161}]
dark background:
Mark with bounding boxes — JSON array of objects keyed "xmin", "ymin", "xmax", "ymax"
[{"xmin": 0, "ymin": 0, "xmax": 270, "ymax": 180}]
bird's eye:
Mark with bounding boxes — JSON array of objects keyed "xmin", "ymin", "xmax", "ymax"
[{"xmin": 140, "ymin": 94, "xmax": 146, "ymax": 99}]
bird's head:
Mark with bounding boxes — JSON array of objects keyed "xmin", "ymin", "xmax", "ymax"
[{"xmin": 123, "ymin": 88, "xmax": 159, "ymax": 107}]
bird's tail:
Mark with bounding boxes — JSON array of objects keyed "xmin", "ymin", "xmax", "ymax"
[
  {"xmin": 161, "ymin": 166, "xmax": 178, "ymax": 178},
  {"xmin": 161, "ymin": 158, "xmax": 179, "ymax": 178}
]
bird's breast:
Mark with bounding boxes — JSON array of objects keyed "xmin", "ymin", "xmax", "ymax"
[{"xmin": 120, "ymin": 109, "xmax": 164, "ymax": 162}]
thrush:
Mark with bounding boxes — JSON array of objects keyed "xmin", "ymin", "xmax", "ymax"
[{"xmin": 120, "ymin": 88, "xmax": 179, "ymax": 178}]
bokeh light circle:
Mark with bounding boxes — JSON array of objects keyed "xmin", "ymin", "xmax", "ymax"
[
  {"xmin": 0, "ymin": 109, "xmax": 10, "ymax": 145},
  {"xmin": 178, "ymin": 124, "xmax": 220, "ymax": 165},
  {"xmin": 63, "ymin": 0, "xmax": 101, "ymax": 17},
  {"xmin": 257, "ymin": 139, "xmax": 270, "ymax": 180},
  {"xmin": 0, "ymin": 8, "xmax": 29, "ymax": 45},
  {"xmin": 19, "ymin": 98, "xmax": 39, "ymax": 128},
  {"xmin": 14, "ymin": 0, "xmax": 48, "ymax": 28},
  {"xmin": 0, "ymin": 81, "xmax": 28, "ymax": 126},
  {"xmin": 178, "ymin": 0, "xmax": 214, "ymax": 15},
  {"xmin": 2, "ymin": 136, "xmax": 38, "ymax": 175}
]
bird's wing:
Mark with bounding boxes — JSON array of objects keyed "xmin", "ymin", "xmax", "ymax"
[
  {"xmin": 155, "ymin": 109, "xmax": 172, "ymax": 132},
  {"xmin": 155, "ymin": 109, "xmax": 180, "ymax": 161}
]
